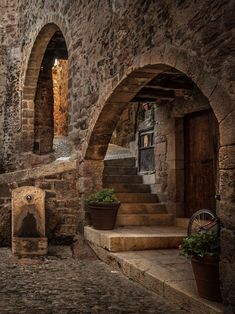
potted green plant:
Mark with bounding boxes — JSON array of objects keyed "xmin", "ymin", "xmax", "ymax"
[
  {"xmin": 86, "ymin": 189, "xmax": 120, "ymax": 230},
  {"xmin": 180, "ymin": 230, "xmax": 222, "ymax": 302}
]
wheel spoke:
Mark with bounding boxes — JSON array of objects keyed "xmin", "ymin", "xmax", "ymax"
[{"xmin": 188, "ymin": 209, "xmax": 220, "ymax": 236}]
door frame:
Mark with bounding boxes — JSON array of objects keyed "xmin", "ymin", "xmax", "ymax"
[{"xmin": 166, "ymin": 108, "xmax": 219, "ymax": 218}]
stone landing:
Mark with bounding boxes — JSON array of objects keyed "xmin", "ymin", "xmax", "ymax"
[{"xmin": 88, "ymin": 245, "xmax": 223, "ymax": 314}]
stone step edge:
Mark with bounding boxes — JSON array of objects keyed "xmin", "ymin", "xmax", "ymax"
[
  {"xmin": 89, "ymin": 243, "xmax": 223, "ymax": 314},
  {"xmin": 104, "ymin": 183, "xmax": 149, "ymax": 189},
  {"xmin": 118, "ymin": 203, "xmax": 167, "ymax": 214},
  {"xmin": 103, "ymin": 175, "xmax": 143, "ymax": 179},
  {"xmin": 120, "ymin": 202, "xmax": 166, "ymax": 206},
  {"xmin": 84, "ymin": 226, "xmax": 186, "ymax": 252},
  {"xmin": 104, "ymin": 158, "xmax": 136, "ymax": 165},
  {"xmin": 117, "ymin": 213, "xmax": 171, "ymax": 217},
  {"xmin": 104, "ymin": 157, "xmax": 136, "ymax": 161},
  {"xmin": 104, "ymin": 166, "xmax": 137, "ymax": 170},
  {"xmin": 116, "ymin": 194, "xmax": 158, "ymax": 203}
]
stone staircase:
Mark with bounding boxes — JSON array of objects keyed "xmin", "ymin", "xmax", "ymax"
[
  {"xmin": 84, "ymin": 157, "xmax": 223, "ymax": 313},
  {"xmin": 103, "ymin": 157, "xmax": 174, "ymax": 227}
]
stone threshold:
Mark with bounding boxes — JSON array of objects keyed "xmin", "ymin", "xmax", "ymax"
[
  {"xmin": 84, "ymin": 226, "xmax": 187, "ymax": 252},
  {"xmin": 89, "ymin": 245, "xmax": 224, "ymax": 314},
  {"xmin": 0, "ymin": 159, "xmax": 77, "ymax": 184}
]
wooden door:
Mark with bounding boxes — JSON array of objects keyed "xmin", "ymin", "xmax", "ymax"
[{"xmin": 184, "ymin": 110, "xmax": 218, "ymax": 217}]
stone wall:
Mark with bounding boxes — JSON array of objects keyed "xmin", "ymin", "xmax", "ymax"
[
  {"xmin": 0, "ymin": 0, "xmax": 234, "ymax": 310},
  {"xmin": 219, "ymin": 148, "xmax": 235, "ymax": 313},
  {"xmin": 111, "ymin": 103, "xmax": 138, "ymax": 147},
  {"xmin": 0, "ymin": 44, "xmax": 6, "ymax": 173},
  {"xmin": 0, "ymin": 0, "xmax": 20, "ymax": 172},
  {"xmin": 2, "ymin": 0, "xmax": 231, "ymax": 170},
  {"xmin": 154, "ymin": 103, "xmax": 171, "ymax": 195},
  {"xmin": 0, "ymin": 161, "xmax": 80, "ymax": 245}
]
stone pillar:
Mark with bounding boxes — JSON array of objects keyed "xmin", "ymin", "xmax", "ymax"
[
  {"xmin": 155, "ymin": 103, "xmax": 177, "ymax": 208},
  {"xmin": 79, "ymin": 159, "xmax": 104, "ymax": 196},
  {"xmin": 167, "ymin": 118, "xmax": 185, "ymax": 216},
  {"xmin": 78, "ymin": 159, "xmax": 104, "ymax": 226},
  {"xmin": 219, "ymin": 144, "xmax": 235, "ymax": 312}
]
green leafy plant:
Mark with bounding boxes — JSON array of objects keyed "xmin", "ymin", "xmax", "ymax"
[
  {"xmin": 86, "ymin": 189, "xmax": 119, "ymax": 204},
  {"xmin": 180, "ymin": 231, "xmax": 220, "ymax": 258}
]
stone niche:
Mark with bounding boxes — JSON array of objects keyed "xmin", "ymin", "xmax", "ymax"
[{"xmin": 12, "ymin": 186, "xmax": 48, "ymax": 257}]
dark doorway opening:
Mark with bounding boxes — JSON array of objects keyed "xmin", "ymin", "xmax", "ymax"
[{"xmin": 33, "ymin": 31, "xmax": 68, "ymax": 155}]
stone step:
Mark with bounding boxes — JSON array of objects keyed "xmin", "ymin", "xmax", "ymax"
[
  {"xmin": 119, "ymin": 203, "xmax": 166, "ymax": 214},
  {"xmin": 103, "ymin": 167, "xmax": 137, "ymax": 176},
  {"xmin": 116, "ymin": 192, "xmax": 158, "ymax": 203},
  {"xmin": 104, "ymin": 183, "xmax": 150, "ymax": 193},
  {"xmin": 104, "ymin": 158, "xmax": 136, "ymax": 168},
  {"xmin": 116, "ymin": 214, "xmax": 174, "ymax": 226},
  {"xmin": 103, "ymin": 175, "xmax": 142, "ymax": 184},
  {"xmin": 118, "ymin": 203, "xmax": 167, "ymax": 214},
  {"xmin": 84, "ymin": 226, "xmax": 187, "ymax": 252}
]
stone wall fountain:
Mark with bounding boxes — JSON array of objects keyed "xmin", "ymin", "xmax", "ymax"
[{"xmin": 12, "ymin": 186, "xmax": 48, "ymax": 256}]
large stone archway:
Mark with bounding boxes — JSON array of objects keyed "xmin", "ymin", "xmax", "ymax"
[
  {"xmin": 83, "ymin": 59, "xmax": 235, "ymax": 308},
  {"xmin": 83, "ymin": 62, "xmax": 221, "ymax": 212}
]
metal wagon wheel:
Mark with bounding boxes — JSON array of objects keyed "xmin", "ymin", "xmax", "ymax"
[{"xmin": 187, "ymin": 209, "xmax": 220, "ymax": 236}]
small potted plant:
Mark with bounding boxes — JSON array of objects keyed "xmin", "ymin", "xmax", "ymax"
[
  {"xmin": 86, "ymin": 188, "xmax": 120, "ymax": 230},
  {"xmin": 180, "ymin": 230, "xmax": 222, "ymax": 302}
]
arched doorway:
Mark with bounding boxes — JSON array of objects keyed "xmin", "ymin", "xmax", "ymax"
[
  {"xmin": 21, "ymin": 23, "xmax": 69, "ymax": 163},
  {"xmin": 33, "ymin": 31, "xmax": 68, "ymax": 155},
  {"xmin": 84, "ymin": 64, "xmax": 220, "ymax": 219}
]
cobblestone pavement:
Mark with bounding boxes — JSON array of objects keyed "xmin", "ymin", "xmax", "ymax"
[{"xmin": 0, "ymin": 246, "xmax": 182, "ymax": 314}]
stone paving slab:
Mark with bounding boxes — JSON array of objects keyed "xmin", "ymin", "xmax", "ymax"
[
  {"xmin": 0, "ymin": 246, "xmax": 183, "ymax": 314},
  {"xmin": 89, "ymin": 246, "xmax": 224, "ymax": 314}
]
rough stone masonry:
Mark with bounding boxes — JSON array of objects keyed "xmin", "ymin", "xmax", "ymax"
[{"xmin": 0, "ymin": 1, "xmax": 234, "ymax": 312}]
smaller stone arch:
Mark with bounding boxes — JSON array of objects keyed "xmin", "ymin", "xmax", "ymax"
[
  {"xmin": 23, "ymin": 23, "xmax": 61, "ymax": 103},
  {"xmin": 21, "ymin": 23, "xmax": 69, "ymax": 158}
]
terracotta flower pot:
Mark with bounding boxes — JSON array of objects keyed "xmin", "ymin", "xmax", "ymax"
[
  {"xmin": 191, "ymin": 255, "xmax": 222, "ymax": 302},
  {"xmin": 88, "ymin": 202, "xmax": 120, "ymax": 230}
]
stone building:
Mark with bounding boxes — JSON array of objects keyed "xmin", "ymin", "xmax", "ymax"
[{"xmin": 0, "ymin": 0, "xmax": 234, "ymax": 311}]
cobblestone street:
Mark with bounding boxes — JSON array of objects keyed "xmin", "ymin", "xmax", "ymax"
[{"xmin": 0, "ymin": 246, "xmax": 182, "ymax": 314}]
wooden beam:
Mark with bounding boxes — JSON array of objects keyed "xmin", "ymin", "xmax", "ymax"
[
  {"xmin": 146, "ymin": 77, "xmax": 194, "ymax": 90},
  {"xmin": 130, "ymin": 97, "xmax": 161, "ymax": 103},
  {"xmin": 133, "ymin": 87, "xmax": 175, "ymax": 100}
]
